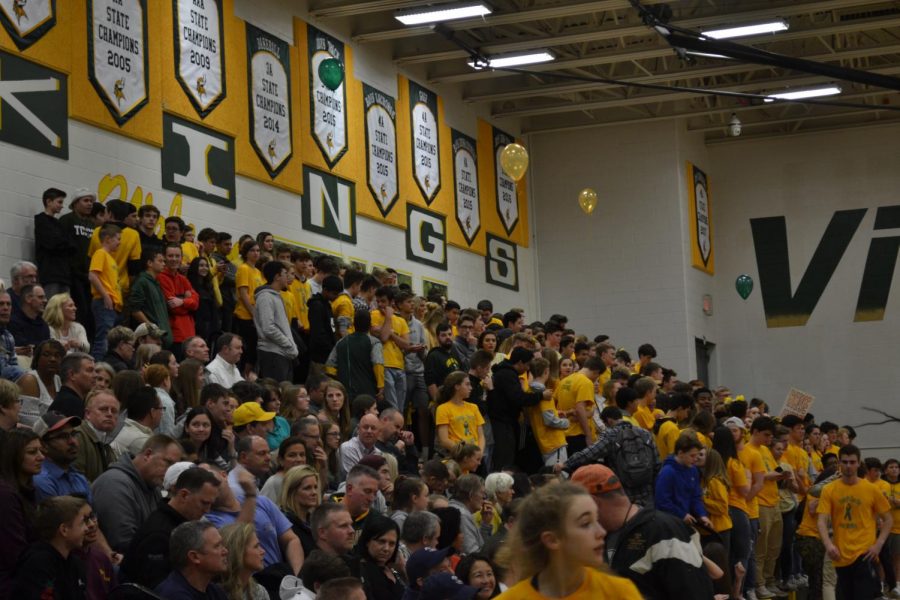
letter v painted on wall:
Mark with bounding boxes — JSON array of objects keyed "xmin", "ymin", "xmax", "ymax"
[{"xmin": 751, "ymin": 207, "xmax": 900, "ymax": 327}]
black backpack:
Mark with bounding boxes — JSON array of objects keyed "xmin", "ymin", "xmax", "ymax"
[{"xmin": 612, "ymin": 423, "xmax": 656, "ymax": 488}]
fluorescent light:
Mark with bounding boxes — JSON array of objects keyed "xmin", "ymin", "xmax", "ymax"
[
  {"xmin": 764, "ymin": 86, "xmax": 842, "ymax": 102},
  {"xmin": 395, "ymin": 2, "xmax": 491, "ymax": 26},
  {"xmin": 704, "ymin": 20, "xmax": 788, "ymax": 40},
  {"xmin": 685, "ymin": 50, "xmax": 732, "ymax": 60},
  {"xmin": 468, "ymin": 51, "xmax": 554, "ymax": 70}
]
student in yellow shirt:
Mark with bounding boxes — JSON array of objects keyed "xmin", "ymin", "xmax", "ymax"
[
  {"xmin": 631, "ymin": 342, "xmax": 657, "ymax": 374},
  {"xmin": 817, "ymin": 445, "xmax": 892, "ymax": 599},
  {"xmin": 87, "ymin": 200, "xmax": 141, "ymax": 297},
  {"xmin": 434, "ymin": 371, "xmax": 485, "ymax": 453},
  {"xmin": 748, "ymin": 416, "xmax": 789, "ymax": 598},
  {"xmin": 806, "ymin": 423, "xmax": 825, "ymax": 473},
  {"xmin": 553, "ymin": 356, "xmax": 605, "ymax": 453},
  {"xmin": 495, "ymin": 481, "xmax": 642, "ymax": 600},
  {"xmin": 632, "ymin": 376, "xmax": 658, "ymax": 432},
  {"xmin": 699, "ymin": 448, "xmax": 733, "ymax": 545},
  {"xmin": 371, "ymin": 286, "xmax": 409, "ymax": 413},
  {"xmin": 653, "ymin": 392, "xmax": 694, "ymax": 459},
  {"xmin": 332, "ymin": 269, "xmax": 364, "ymax": 338},
  {"xmin": 713, "ymin": 422, "xmax": 752, "ymax": 600},
  {"xmin": 88, "ymin": 223, "xmax": 123, "ymax": 361},
  {"xmin": 233, "ymin": 239, "xmax": 265, "ymax": 374},
  {"xmin": 525, "ymin": 357, "xmax": 569, "ymax": 466},
  {"xmin": 289, "ymin": 249, "xmax": 313, "ymax": 332},
  {"xmin": 884, "ymin": 458, "xmax": 900, "ymax": 597}
]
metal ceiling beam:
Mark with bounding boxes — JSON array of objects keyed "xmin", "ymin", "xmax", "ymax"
[
  {"xmin": 393, "ymin": 0, "xmax": 890, "ymax": 65},
  {"xmin": 463, "ymin": 43, "xmax": 900, "ymax": 103},
  {"xmin": 521, "ymin": 89, "xmax": 897, "ymax": 134},
  {"xmin": 494, "ymin": 65, "xmax": 900, "ymax": 118},
  {"xmin": 351, "ymin": 0, "xmax": 671, "ymax": 43},
  {"xmin": 309, "ymin": 0, "xmax": 437, "ymax": 19}
]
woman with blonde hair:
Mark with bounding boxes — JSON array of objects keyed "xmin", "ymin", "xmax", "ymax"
[
  {"xmin": 219, "ymin": 522, "xmax": 268, "ymax": 600},
  {"xmin": 279, "ymin": 465, "xmax": 320, "ymax": 556},
  {"xmin": 133, "ymin": 343, "xmax": 161, "ymax": 374},
  {"xmin": 421, "ymin": 302, "xmax": 445, "ymax": 349},
  {"xmin": 495, "ymin": 482, "xmax": 641, "ymax": 599},
  {"xmin": 43, "ymin": 293, "xmax": 90, "ymax": 353}
]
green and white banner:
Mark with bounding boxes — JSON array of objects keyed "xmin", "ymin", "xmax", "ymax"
[
  {"xmin": 174, "ymin": 0, "xmax": 225, "ymax": 117},
  {"xmin": 363, "ymin": 83, "xmax": 398, "ymax": 217},
  {"xmin": 308, "ymin": 24, "xmax": 347, "ymax": 168},
  {"xmin": 246, "ymin": 22, "xmax": 292, "ymax": 178}
]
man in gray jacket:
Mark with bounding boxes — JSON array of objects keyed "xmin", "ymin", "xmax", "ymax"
[
  {"xmin": 91, "ymin": 434, "xmax": 183, "ymax": 552},
  {"xmin": 254, "ymin": 261, "xmax": 299, "ymax": 381}
]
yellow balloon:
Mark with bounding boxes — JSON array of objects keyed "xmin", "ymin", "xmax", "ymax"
[
  {"xmin": 578, "ymin": 188, "xmax": 598, "ymax": 215},
  {"xmin": 500, "ymin": 143, "xmax": 529, "ymax": 182}
]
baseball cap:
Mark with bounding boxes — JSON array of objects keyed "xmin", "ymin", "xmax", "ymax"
[
  {"xmin": 134, "ymin": 322, "xmax": 164, "ymax": 340},
  {"xmin": 420, "ymin": 572, "xmax": 478, "ymax": 600},
  {"xmin": 70, "ymin": 187, "xmax": 95, "ymax": 207},
  {"xmin": 723, "ymin": 416, "xmax": 747, "ymax": 431},
  {"xmin": 571, "ymin": 464, "xmax": 623, "ymax": 495},
  {"xmin": 33, "ymin": 411, "xmax": 81, "ymax": 438},
  {"xmin": 162, "ymin": 461, "xmax": 197, "ymax": 494},
  {"xmin": 406, "ymin": 547, "xmax": 454, "ymax": 589},
  {"xmin": 232, "ymin": 402, "xmax": 276, "ymax": 427}
]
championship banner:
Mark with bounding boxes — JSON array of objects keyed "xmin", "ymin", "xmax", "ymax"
[
  {"xmin": 409, "ymin": 80, "xmax": 440, "ymax": 204},
  {"xmin": 88, "ymin": 0, "xmax": 149, "ymax": 126},
  {"xmin": 493, "ymin": 126, "xmax": 519, "ymax": 236},
  {"xmin": 452, "ymin": 129, "xmax": 479, "ymax": 246},
  {"xmin": 687, "ymin": 161, "xmax": 714, "ymax": 274},
  {"xmin": 246, "ymin": 22, "xmax": 292, "ymax": 178},
  {"xmin": 0, "ymin": 0, "xmax": 55, "ymax": 50},
  {"xmin": 174, "ymin": 0, "xmax": 225, "ymax": 118},
  {"xmin": 363, "ymin": 83, "xmax": 398, "ymax": 217},
  {"xmin": 308, "ymin": 24, "xmax": 347, "ymax": 169}
]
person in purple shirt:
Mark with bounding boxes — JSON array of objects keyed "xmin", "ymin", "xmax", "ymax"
[
  {"xmin": 33, "ymin": 412, "xmax": 93, "ymax": 504},
  {"xmin": 155, "ymin": 520, "xmax": 228, "ymax": 600}
]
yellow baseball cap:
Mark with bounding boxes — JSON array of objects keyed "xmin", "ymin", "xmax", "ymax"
[{"xmin": 233, "ymin": 402, "xmax": 276, "ymax": 427}]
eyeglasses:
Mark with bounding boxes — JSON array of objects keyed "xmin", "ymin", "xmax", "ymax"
[{"xmin": 46, "ymin": 431, "xmax": 77, "ymax": 442}]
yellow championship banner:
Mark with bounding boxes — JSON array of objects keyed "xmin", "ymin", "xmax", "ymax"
[
  {"xmin": 687, "ymin": 161, "xmax": 714, "ymax": 274},
  {"xmin": 477, "ymin": 118, "xmax": 529, "ymax": 248},
  {"xmin": 0, "ymin": 0, "xmax": 72, "ymax": 73}
]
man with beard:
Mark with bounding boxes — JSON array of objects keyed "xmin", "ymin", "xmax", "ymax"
[{"xmin": 424, "ymin": 323, "xmax": 460, "ymax": 404}]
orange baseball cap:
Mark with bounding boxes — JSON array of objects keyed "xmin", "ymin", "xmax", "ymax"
[{"xmin": 571, "ymin": 464, "xmax": 623, "ymax": 495}]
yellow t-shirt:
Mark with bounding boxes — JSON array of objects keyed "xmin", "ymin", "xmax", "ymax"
[
  {"xmin": 554, "ymin": 372, "xmax": 596, "ymax": 438},
  {"xmin": 739, "ymin": 445, "xmax": 765, "ymax": 519},
  {"xmin": 88, "ymin": 226, "xmax": 140, "ymax": 295},
  {"xmin": 727, "ymin": 457, "xmax": 749, "ymax": 513},
  {"xmin": 703, "ymin": 477, "xmax": 732, "ymax": 532},
  {"xmin": 371, "ymin": 309, "xmax": 409, "ymax": 370},
  {"xmin": 827, "ymin": 444, "xmax": 841, "ymax": 457},
  {"xmin": 526, "ymin": 396, "xmax": 567, "ymax": 455},
  {"xmin": 785, "ymin": 442, "xmax": 811, "ymax": 498},
  {"xmin": 280, "ymin": 290, "xmax": 299, "ymax": 323},
  {"xmin": 633, "ymin": 403, "xmax": 655, "ymax": 432},
  {"xmin": 234, "ymin": 263, "xmax": 264, "ymax": 320},
  {"xmin": 289, "ymin": 278, "xmax": 312, "ymax": 330},
  {"xmin": 331, "ymin": 293, "xmax": 355, "ymax": 334},
  {"xmin": 696, "ymin": 432, "xmax": 712, "ymax": 449},
  {"xmin": 89, "ymin": 248, "xmax": 122, "ymax": 310},
  {"xmin": 655, "ymin": 419, "xmax": 680, "ymax": 459},
  {"xmin": 887, "ymin": 479, "xmax": 900, "ymax": 534},
  {"xmin": 818, "ymin": 479, "xmax": 891, "ymax": 567},
  {"xmin": 796, "ymin": 498, "xmax": 821, "ymax": 538},
  {"xmin": 496, "ymin": 567, "xmax": 642, "ymax": 600},
  {"xmin": 810, "ymin": 449, "xmax": 824, "ymax": 473},
  {"xmin": 181, "ymin": 241, "xmax": 199, "ymax": 265},
  {"xmin": 435, "ymin": 400, "xmax": 484, "ymax": 446},
  {"xmin": 752, "ymin": 443, "xmax": 779, "ymax": 508}
]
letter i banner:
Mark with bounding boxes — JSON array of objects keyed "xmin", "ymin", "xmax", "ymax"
[
  {"xmin": 246, "ymin": 22, "xmax": 292, "ymax": 178},
  {"xmin": 174, "ymin": 0, "xmax": 225, "ymax": 118},
  {"xmin": 88, "ymin": 0, "xmax": 149, "ymax": 125},
  {"xmin": 308, "ymin": 24, "xmax": 347, "ymax": 169}
]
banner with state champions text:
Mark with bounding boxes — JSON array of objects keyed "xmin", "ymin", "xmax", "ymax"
[
  {"xmin": 246, "ymin": 22, "xmax": 292, "ymax": 178},
  {"xmin": 173, "ymin": 0, "xmax": 225, "ymax": 118},
  {"xmin": 308, "ymin": 24, "xmax": 348, "ymax": 169}
]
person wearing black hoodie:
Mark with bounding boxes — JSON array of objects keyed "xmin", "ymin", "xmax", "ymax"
[
  {"xmin": 255, "ymin": 261, "xmax": 299, "ymax": 381},
  {"xmin": 34, "ymin": 188, "xmax": 75, "ymax": 299},
  {"xmin": 307, "ymin": 275, "xmax": 342, "ymax": 368},
  {"xmin": 12, "ymin": 495, "xmax": 90, "ymax": 600},
  {"xmin": 487, "ymin": 347, "xmax": 549, "ymax": 471}
]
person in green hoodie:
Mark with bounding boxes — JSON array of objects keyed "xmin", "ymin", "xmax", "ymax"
[{"xmin": 127, "ymin": 248, "xmax": 173, "ymax": 348}]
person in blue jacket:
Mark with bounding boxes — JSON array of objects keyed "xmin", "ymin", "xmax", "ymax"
[{"xmin": 655, "ymin": 432, "xmax": 714, "ymax": 529}]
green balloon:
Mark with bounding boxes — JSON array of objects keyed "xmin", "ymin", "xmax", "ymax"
[
  {"xmin": 318, "ymin": 58, "xmax": 344, "ymax": 91},
  {"xmin": 735, "ymin": 274, "xmax": 754, "ymax": 300}
]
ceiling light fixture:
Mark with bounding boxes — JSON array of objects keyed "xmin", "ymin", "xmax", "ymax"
[
  {"xmin": 704, "ymin": 20, "xmax": 789, "ymax": 40},
  {"xmin": 395, "ymin": 2, "xmax": 491, "ymax": 26},
  {"xmin": 764, "ymin": 85, "xmax": 843, "ymax": 102},
  {"xmin": 684, "ymin": 50, "xmax": 733, "ymax": 60},
  {"xmin": 468, "ymin": 50, "xmax": 554, "ymax": 70}
]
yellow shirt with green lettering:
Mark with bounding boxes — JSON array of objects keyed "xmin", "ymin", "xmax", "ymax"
[
  {"xmin": 818, "ymin": 479, "xmax": 891, "ymax": 567},
  {"xmin": 554, "ymin": 372, "xmax": 596, "ymax": 438},
  {"xmin": 435, "ymin": 400, "xmax": 484, "ymax": 446},
  {"xmin": 371, "ymin": 309, "xmax": 408, "ymax": 369}
]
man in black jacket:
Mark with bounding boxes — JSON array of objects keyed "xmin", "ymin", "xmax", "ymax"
[
  {"xmin": 121, "ymin": 466, "xmax": 221, "ymax": 588},
  {"xmin": 487, "ymin": 346, "xmax": 550, "ymax": 471},
  {"xmin": 423, "ymin": 323, "xmax": 459, "ymax": 403},
  {"xmin": 58, "ymin": 188, "xmax": 96, "ymax": 329},
  {"xmin": 34, "ymin": 188, "xmax": 75, "ymax": 298},
  {"xmin": 572, "ymin": 464, "xmax": 714, "ymax": 600},
  {"xmin": 48, "ymin": 352, "xmax": 95, "ymax": 418},
  {"xmin": 307, "ymin": 275, "xmax": 341, "ymax": 367}
]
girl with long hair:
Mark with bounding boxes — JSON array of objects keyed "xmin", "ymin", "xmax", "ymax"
[
  {"xmin": 17, "ymin": 339, "xmax": 64, "ymax": 426},
  {"xmin": 187, "ymin": 256, "xmax": 222, "ymax": 345},
  {"xmin": 279, "ymin": 384, "xmax": 310, "ymax": 423},
  {"xmin": 353, "ymin": 515, "xmax": 405, "ymax": 600},
  {"xmin": 389, "ymin": 476, "xmax": 429, "ymax": 529},
  {"xmin": 421, "ymin": 303, "xmax": 445, "ymax": 350},
  {"xmin": 173, "ymin": 358, "xmax": 204, "ymax": 412},
  {"xmin": 219, "ymin": 522, "xmax": 269, "ymax": 600},
  {"xmin": 144, "ymin": 363, "xmax": 176, "ymax": 436},
  {"xmin": 495, "ymin": 482, "xmax": 641, "ymax": 599},
  {"xmin": 279, "ymin": 465, "xmax": 320, "ymax": 557},
  {"xmin": 477, "ymin": 330, "xmax": 498, "ymax": 358},
  {"xmin": 320, "ymin": 421, "xmax": 342, "ymax": 491},
  {"xmin": 435, "ymin": 371, "xmax": 485, "ymax": 455},
  {"xmin": 0, "ymin": 430, "xmax": 44, "ymax": 597},
  {"xmin": 714, "ymin": 423, "xmax": 752, "ymax": 600},
  {"xmin": 319, "ymin": 380, "xmax": 351, "ymax": 440},
  {"xmin": 260, "ymin": 436, "xmax": 307, "ymax": 503}
]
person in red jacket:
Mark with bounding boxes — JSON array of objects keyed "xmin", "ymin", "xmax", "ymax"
[{"xmin": 158, "ymin": 243, "xmax": 199, "ymax": 359}]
